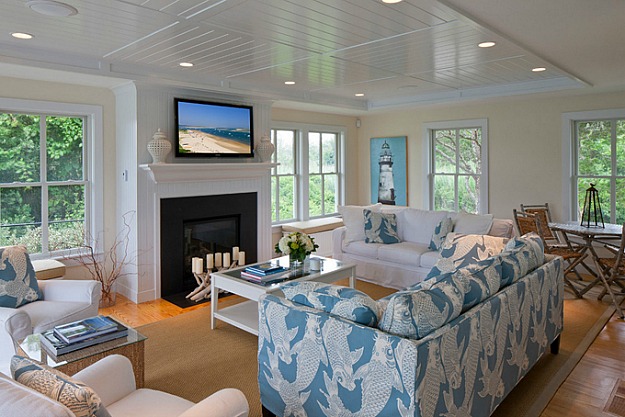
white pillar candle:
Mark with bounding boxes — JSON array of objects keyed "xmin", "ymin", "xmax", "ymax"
[
  {"xmin": 191, "ymin": 257, "xmax": 197, "ymax": 273},
  {"xmin": 223, "ymin": 252, "xmax": 230, "ymax": 267},
  {"xmin": 206, "ymin": 253, "xmax": 214, "ymax": 269},
  {"xmin": 238, "ymin": 251, "xmax": 245, "ymax": 266},
  {"xmin": 215, "ymin": 252, "xmax": 222, "ymax": 267},
  {"xmin": 196, "ymin": 257, "xmax": 203, "ymax": 273},
  {"xmin": 232, "ymin": 246, "xmax": 239, "ymax": 261}
]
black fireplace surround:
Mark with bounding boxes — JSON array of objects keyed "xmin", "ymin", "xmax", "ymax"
[{"xmin": 160, "ymin": 192, "xmax": 257, "ymax": 304}]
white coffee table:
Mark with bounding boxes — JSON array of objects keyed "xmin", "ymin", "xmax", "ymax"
[{"xmin": 210, "ymin": 255, "xmax": 355, "ymax": 335}]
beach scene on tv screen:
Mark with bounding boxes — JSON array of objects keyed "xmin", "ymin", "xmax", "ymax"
[{"xmin": 178, "ymin": 101, "xmax": 251, "ymax": 154}]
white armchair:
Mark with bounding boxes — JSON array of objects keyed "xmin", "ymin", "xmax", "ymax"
[
  {"xmin": 0, "ymin": 354, "xmax": 250, "ymax": 417},
  {"xmin": 0, "ymin": 279, "xmax": 101, "ymax": 374}
]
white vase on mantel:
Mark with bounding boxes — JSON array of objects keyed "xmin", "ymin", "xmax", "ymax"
[
  {"xmin": 255, "ymin": 133, "xmax": 275, "ymax": 162},
  {"xmin": 147, "ymin": 128, "xmax": 171, "ymax": 164}
]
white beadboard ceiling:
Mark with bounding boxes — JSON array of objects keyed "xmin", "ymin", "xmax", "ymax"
[{"xmin": 0, "ymin": 0, "xmax": 623, "ymax": 111}]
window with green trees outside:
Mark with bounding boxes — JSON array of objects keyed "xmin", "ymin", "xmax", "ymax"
[
  {"xmin": 270, "ymin": 124, "xmax": 343, "ymax": 224},
  {"xmin": 429, "ymin": 124, "xmax": 486, "ymax": 214},
  {"xmin": 0, "ymin": 112, "xmax": 87, "ymax": 254},
  {"xmin": 575, "ymin": 119, "xmax": 625, "ymax": 224}
]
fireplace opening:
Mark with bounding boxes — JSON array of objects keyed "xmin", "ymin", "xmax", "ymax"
[{"xmin": 160, "ymin": 192, "xmax": 257, "ymax": 307}]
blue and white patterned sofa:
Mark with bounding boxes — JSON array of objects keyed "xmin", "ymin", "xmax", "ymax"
[{"xmin": 258, "ymin": 235, "xmax": 563, "ymax": 417}]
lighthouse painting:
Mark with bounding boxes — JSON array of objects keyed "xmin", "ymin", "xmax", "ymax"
[{"xmin": 370, "ymin": 136, "xmax": 407, "ymax": 206}]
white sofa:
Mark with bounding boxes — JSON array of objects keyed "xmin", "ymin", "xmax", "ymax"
[
  {"xmin": 0, "ymin": 354, "xmax": 250, "ymax": 417},
  {"xmin": 333, "ymin": 204, "xmax": 514, "ymax": 289}
]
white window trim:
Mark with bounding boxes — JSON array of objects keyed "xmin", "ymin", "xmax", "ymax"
[
  {"xmin": 271, "ymin": 121, "xmax": 346, "ymax": 223},
  {"xmin": 422, "ymin": 119, "xmax": 489, "ymax": 213},
  {"xmin": 561, "ymin": 108, "xmax": 625, "ymax": 222},
  {"xmin": 0, "ymin": 97, "xmax": 103, "ymax": 260}
]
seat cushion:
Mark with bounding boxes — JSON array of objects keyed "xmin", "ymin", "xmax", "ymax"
[
  {"xmin": 419, "ymin": 250, "xmax": 441, "ymax": 269},
  {"xmin": 19, "ymin": 300, "xmax": 95, "ymax": 334},
  {"xmin": 11, "ymin": 356, "xmax": 111, "ymax": 417},
  {"xmin": 377, "ymin": 242, "xmax": 430, "ymax": 267},
  {"xmin": 0, "ymin": 245, "xmax": 41, "ymax": 308},
  {"xmin": 341, "ymin": 240, "xmax": 381, "ymax": 258},
  {"xmin": 106, "ymin": 388, "xmax": 193, "ymax": 417},
  {"xmin": 281, "ymin": 282, "xmax": 380, "ymax": 326}
]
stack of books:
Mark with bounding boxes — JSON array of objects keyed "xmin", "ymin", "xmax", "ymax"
[
  {"xmin": 240, "ymin": 263, "xmax": 288, "ymax": 283},
  {"xmin": 40, "ymin": 315, "xmax": 128, "ymax": 357}
]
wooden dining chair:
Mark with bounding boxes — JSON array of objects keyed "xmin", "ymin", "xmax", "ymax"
[
  {"xmin": 593, "ymin": 223, "xmax": 625, "ymax": 318},
  {"xmin": 513, "ymin": 209, "xmax": 587, "ymax": 297},
  {"xmin": 520, "ymin": 203, "xmax": 558, "ymax": 241}
]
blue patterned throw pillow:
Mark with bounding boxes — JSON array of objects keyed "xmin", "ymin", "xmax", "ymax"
[
  {"xmin": 426, "ymin": 233, "xmax": 508, "ymax": 280},
  {"xmin": 378, "ymin": 272, "xmax": 467, "ymax": 339},
  {"xmin": 0, "ymin": 246, "xmax": 41, "ymax": 308},
  {"xmin": 363, "ymin": 209, "xmax": 400, "ymax": 244},
  {"xmin": 455, "ymin": 256, "xmax": 502, "ymax": 311},
  {"xmin": 281, "ymin": 281, "xmax": 380, "ymax": 326},
  {"xmin": 11, "ymin": 356, "xmax": 112, "ymax": 417},
  {"xmin": 429, "ymin": 216, "xmax": 454, "ymax": 250},
  {"xmin": 500, "ymin": 232, "xmax": 545, "ymax": 287}
]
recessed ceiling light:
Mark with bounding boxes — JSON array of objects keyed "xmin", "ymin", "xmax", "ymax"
[
  {"xmin": 355, "ymin": 93, "xmax": 365, "ymax": 97},
  {"xmin": 478, "ymin": 41, "xmax": 496, "ymax": 48},
  {"xmin": 179, "ymin": 62, "xmax": 194, "ymax": 67},
  {"xmin": 382, "ymin": 0, "xmax": 403, "ymax": 3},
  {"xmin": 11, "ymin": 32, "xmax": 34, "ymax": 40},
  {"xmin": 284, "ymin": 81, "xmax": 295, "ymax": 85},
  {"xmin": 532, "ymin": 67, "xmax": 547, "ymax": 72},
  {"xmin": 26, "ymin": 1, "xmax": 78, "ymax": 17}
]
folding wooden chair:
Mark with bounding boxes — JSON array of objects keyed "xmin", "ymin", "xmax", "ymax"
[
  {"xmin": 593, "ymin": 224, "xmax": 625, "ymax": 318},
  {"xmin": 513, "ymin": 209, "xmax": 587, "ymax": 297}
]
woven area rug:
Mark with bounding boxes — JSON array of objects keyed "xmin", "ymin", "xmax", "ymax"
[{"xmin": 138, "ymin": 282, "xmax": 614, "ymax": 417}]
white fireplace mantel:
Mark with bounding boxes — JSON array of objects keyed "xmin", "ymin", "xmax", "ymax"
[
  {"xmin": 135, "ymin": 161, "xmax": 277, "ymax": 303},
  {"xmin": 140, "ymin": 162, "xmax": 278, "ymax": 183}
]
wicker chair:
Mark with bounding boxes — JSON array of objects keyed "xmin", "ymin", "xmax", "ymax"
[
  {"xmin": 593, "ymin": 224, "xmax": 625, "ymax": 318},
  {"xmin": 513, "ymin": 209, "xmax": 587, "ymax": 297}
]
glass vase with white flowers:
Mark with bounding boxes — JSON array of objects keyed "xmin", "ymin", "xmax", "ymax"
[{"xmin": 275, "ymin": 232, "xmax": 319, "ymax": 265}]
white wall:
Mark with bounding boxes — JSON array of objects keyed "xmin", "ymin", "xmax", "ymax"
[{"xmin": 357, "ymin": 90, "xmax": 625, "ymax": 221}]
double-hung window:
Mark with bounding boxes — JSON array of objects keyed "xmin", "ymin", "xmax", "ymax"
[
  {"xmin": 0, "ymin": 98, "xmax": 102, "ymax": 258},
  {"xmin": 270, "ymin": 124, "xmax": 344, "ymax": 224},
  {"xmin": 564, "ymin": 109, "xmax": 625, "ymax": 223},
  {"xmin": 424, "ymin": 119, "xmax": 488, "ymax": 214}
]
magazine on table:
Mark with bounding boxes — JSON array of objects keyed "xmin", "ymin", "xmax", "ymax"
[
  {"xmin": 41, "ymin": 317, "xmax": 128, "ymax": 356},
  {"xmin": 244, "ymin": 263, "xmax": 287, "ymax": 276},
  {"xmin": 53, "ymin": 315, "xmax": 120, "ymax": 345},
  {"xmin": 241, "ymin": 270, "xmax": 289, "ymax": 282}
]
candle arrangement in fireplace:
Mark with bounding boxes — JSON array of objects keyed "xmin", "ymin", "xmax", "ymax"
[{"xmin": 187, "ymin": 246, "xmax": 245, "ymax": 302}]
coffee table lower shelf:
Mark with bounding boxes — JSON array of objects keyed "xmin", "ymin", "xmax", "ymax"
[{"xmin": 213, "ymin": 300, "xmax": 260, "ymax": 335}]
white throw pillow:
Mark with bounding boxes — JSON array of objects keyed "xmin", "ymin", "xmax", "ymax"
[
  {"xmin": 338, "ymin": 203, "xmax": 382, "ymax": 243},
  {"xmin": 453, "ymin": 212, "xmax": 494, "ymax": 235},
  {"xmin": 398, "ymin": 209, "xmax": 449, "ymax": 244}
]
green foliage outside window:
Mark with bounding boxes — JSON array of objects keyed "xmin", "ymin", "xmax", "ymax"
[
  {"xmin": 432, "ymin": 128, "xmax": 482, "ymax": 214},
  {"xmin": 576, "ymin": 120, "xmax": 625, "ymax": 224},
  {"xmin": 0, "ymin": 113, "xmax": 85, "ymax": 253}
]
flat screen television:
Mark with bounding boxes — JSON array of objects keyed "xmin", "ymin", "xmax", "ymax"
[{"xmin": 174, "ymin": 98, "xmax": 254, "ymax": 158}]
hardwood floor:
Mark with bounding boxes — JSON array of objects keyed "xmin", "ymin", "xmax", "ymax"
[{"xmin": 100, "ymin": 291, "xmax": 625, "ymax": 417}]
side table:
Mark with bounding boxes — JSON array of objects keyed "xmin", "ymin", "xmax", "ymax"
[{"xmin": 18, "ymin": 327, "xmax": 147, "ymax": 388}]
